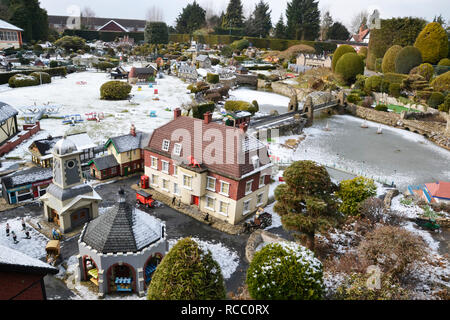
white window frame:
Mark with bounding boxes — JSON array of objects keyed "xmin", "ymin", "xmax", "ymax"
[
  {"xmin": 162, "ymin": 139, "xmax": 170, "ymax": 152},
  {"xmin": 245, "ymin": 180, "xmax": 253, "ymax": 195},
  {"xmin": 161, "ymin": 160, "xmax": 169, "ymax": 174},
  {"xmin": 173, "ymin": 165, "xmax": 178, "ymax": 177},
  {"xmin": 252, "ymin": 155, "xmax": 260, "ymax": 169},
  {"xmin": 151, "ymin": 174, "xmax": 158, "ymax": 186},
  {"xmin": 162, "ymin": 179, "xmax": 169, "ymax": 191},
  {"xmin": 205, "ymin": 196, "xmax": 215, "ymax": 211},
  {"xmin": 259, "ymin": 175, "xmax": 265, "ymax": 187},
  {"xmin": 183, "ymin": 174, "xmax": 192, "ymax": 190},
  {"xmin": 219, "ymin": 181, "xmax": 230, "ymax": 197},
  {"xmin": 206, "ymin": 176, "xmax": 216, "ymax": 192},
  {"xmin": 173, "ymin": 182, "xmax": 180, "ymax": 195},
  {"xmin": 151, "ymin": 156, "xmax": 158, "ymax": 170},
  {"xmin": 257, "ymin": 192, "xmax": 264, "ymax": 206},
  {"xmin": 243, "ymin": 199, "xmax": 251, "ymax": 215},
  {"xmin": 173, "ymin": 143, "xmax": 182, "ymax": 156},
  {"xmin": 218, "ymin": 201, "xmax": 229, "ymax": 217}
]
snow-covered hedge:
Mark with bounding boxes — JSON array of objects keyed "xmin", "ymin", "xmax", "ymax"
[
  {"xmin": 8, "ymin": 74, "xmax": 40, "ymax": 88},
  {"xmin": 100, "ymin": 80, "xmax": 132, "ymax": 100},
  {"xmin": 30, "ymin": 72, "xmax": 51, "ymax": 84},
  {"xmin": 246, "ymin": 241, "xmax": 324, "ymax": 300}
]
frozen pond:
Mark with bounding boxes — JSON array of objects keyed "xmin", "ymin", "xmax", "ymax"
[
  {"xmin": 295, "ymin": 115, "xmax": 450, "ymax": 191},
  {"xmin": 228, "ymin": 87, "xmax": 290, "ymax": 114}
]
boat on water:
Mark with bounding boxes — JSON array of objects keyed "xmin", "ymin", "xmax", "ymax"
[
  {"xmin": 361, "ymin": 120, "xmax": 369, "ymax": 128},
  {"xmin": 377, "ymin": 125, "xmax": 383, "ymax": 134},
  {"xmin": 324, "ymin": 121, "xmax": 330, "ymax": 131}
]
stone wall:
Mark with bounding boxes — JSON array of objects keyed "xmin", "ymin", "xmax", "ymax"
[
  {"xmin": 271, "ymin": 81, "xmax": 309, "ymax": 101},
  {"xmin": 235, "ymin": 73, "xmax": 258, "ymax": 86},
  {"xmin": 345, "ymin": 103, "xmax": 400, "ymax": 126}
]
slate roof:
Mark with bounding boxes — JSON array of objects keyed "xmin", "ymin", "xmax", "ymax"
[
  {"xmin": 196, "ymin": 55, "xmax": 210, "ymax": 62},
  {"xmin": 0, "ymin": 101, "xmax": 19, "ymax": 123},
  {"xmin": 81, "ymin": 196, "xmax": 163, "ymax": 254},
  {"xmin": 29, "ymin": 133, "xmax": 96, "ymax": 157},
  {"xmin": 89, "ymin": 154, "xmax": 119, "ymax": 171},
  {"xmin": 1, "ymin": 167, "xmax": 52, "ymax": 189},
  {"xmin": 0, "ymin": 19, "xmax": 23, "ymax": 31},
  {"xmin": 46, "ymin": 183, "xmax": 94, "ymax": 202},
  {"xmin": 146, "ymin": 115, "xmax": 270, "ymax": 179},
  {"xmin": 106, "ymin": 131, "xmax": 152, "ymax": 153},
  {"xmin": 0, "ymin": 244, "xmax": 58, "ymax": 275}
]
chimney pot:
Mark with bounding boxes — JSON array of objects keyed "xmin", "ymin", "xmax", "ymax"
[
  {"xmin": 174, "ymin": 108, "xmax": 181, "ymax": 119},
  {"xmin": 204, "ymin": 111, "xmax": 212, "ymax": 124}
]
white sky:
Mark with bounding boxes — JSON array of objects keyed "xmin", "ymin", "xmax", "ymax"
[{"xmin": 39, "ymin": 0, "xmax": 449, "ymax": 29}]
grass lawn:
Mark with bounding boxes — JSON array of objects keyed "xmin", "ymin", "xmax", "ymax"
[{"xmin": 388, "ymin": 104, "xmax": 421, "ymax": 113}]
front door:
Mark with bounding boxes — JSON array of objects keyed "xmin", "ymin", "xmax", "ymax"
[
  {"xmin": 124, "ymin": 167, "xmax": 129, "ymax": 176},
  {"xmin": 70, "ymin": 208, "xmax": 89, "ymax": 228},
  {"xmin": 51, "ymin": 209, "xmax": 60, "ymax": 226},
  {"xmin": 192, "ymin": 196, "xmax": 199, "ymax": 206}
]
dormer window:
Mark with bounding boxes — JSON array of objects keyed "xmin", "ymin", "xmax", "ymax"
[
  {"xmin": 173, "ymin": 143, "xmax": 182, "ymax": 156},
  {"xmin": 162, "ymin": 139, "xmax": 170, "ymax": 152},
  {"xmin": 252, "ymin": 155, "xmax": 260, "ymax": 169}
]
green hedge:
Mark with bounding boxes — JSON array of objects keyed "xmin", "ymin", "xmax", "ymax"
[
  {"xmin": 8, "ymin": 74, "xmax": 40, "ymax": 88},
  {"xmin": 30, "ymin": 72, "xmax": 51, "ymax": 84},
  {"xmin": 414, "ymin": 22, "xmax": 449, "ymax": 64},
  {"xmin": 389, "ymin": 83, "xmax": 401, "ymax": 97},
  {"xmin": 335, "ymin": 52, "xmax": 364, "ymax": 84},
  {"xmin": 64, "ymin": 29, "xmax": 145, "ymax": 42},
  {"xmin": 375, "ymin": 104, "xmax": 388, "ymax": 111},
  {"xmin": 206, "ymin": 73, "xmax": 219, "ymax": 84},
  {"xmin": 0, "ymin": 67, "xmax": 67, "ymax": 85},
  {"xmin": 427, "ymin": 92, "xmax": 445, "ymax": 109},
  {"xmin": 438, "ymin": 95, "xmax": 450, "ymax": 112},
  {"xmin": 395, "ymin": 46, "xmax": 422, "ymax": 74},
  {"xmin": 192, "ymin": 102, "xmax": 216, "ymax": 119},
  {"xmin": 365, "ymin": 75, "xmax": 383, "ymax": 93},
  {"xmin": 100, "ymin": 81, "xmax": 132, "ymax": 100},
  {"xmin": 431, "ymin": 71, "xmax": 450, "ymax": 92},
  {"xmin": 224, "ymin": 100, "xmax": 258, "ymax": 115}
]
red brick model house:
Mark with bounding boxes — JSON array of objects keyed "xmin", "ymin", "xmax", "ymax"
[
  {"xmin": 0, "ymin": 244, "xmax": 58, "ymax": 300},
  {"xmin": 97, "ymin": 20, "xmax": 129, "ymax": 33},
  {"xmin": 143, "ymin": 109, "xmax": 273, "ymax": 225},
  {"xmin": 88, "ymin": 125, "xmax": 152, "ymax": 180}
]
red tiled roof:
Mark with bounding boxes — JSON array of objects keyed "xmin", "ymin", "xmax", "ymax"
[
  {"xmin": 146, "ymin": 115, "xmax": 270, "ymax": 179},
  {"xmin": 425, "ymin": 181, "xmax": 450, "ymax": 199},
  {"xmin": 350, "ymin": 28, "xmax": 369, "ymax": 42}
]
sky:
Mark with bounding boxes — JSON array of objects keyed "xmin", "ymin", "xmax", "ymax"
[{"xmin": 39, "ymin": 0, "xmax": 449, "ymax": 30}]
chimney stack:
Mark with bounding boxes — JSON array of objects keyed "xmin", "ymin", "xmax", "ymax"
[
  {"xmin": 130, "ymin": 124, "xmax": 136, "ymax": 137},
  {"xmin": 174, "ymin": 108, "xmax": 181, "ymax": 119},
  {"xmin": 239, "ymin": 122, "xmax": 248, "ymax": 133},
  {"xmin": 204, "ymin": 111, "xmax": 212, "ymax": 124}
]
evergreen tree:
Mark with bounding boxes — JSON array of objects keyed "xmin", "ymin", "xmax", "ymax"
[
  {"xmin": 145, "ymin": 22, "xmax": 169, "ymax": 44},
  {"xmin": 223, "ymin": 0, "xmax": 244, "ymax": 28},
  {"xmin": 245, "ymin": 1, "xmax": 272, "ymax": 38},
  {"xmin": 286, "ymin": 0, "xmax": 320, "ymax": 40},
  {"xmin": 274, "ymin": 15, "xmax": 287, "ymax": 39},
  {"xmin": 175, "ymin": 1, "xmax": 206, "ymax": 34},
  {"xmin": 320, "ymin": 10, "xmax": 333, "ymax": 40},
  {"xmin": 327, "ymin": 22, "xmax": 350, "ymax": 40},
  {"xmin": 6, "ymin": 0, "xmax": 48, "ymax": 41}
]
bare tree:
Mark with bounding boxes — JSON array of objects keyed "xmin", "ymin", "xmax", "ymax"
[
  {"xmin": 81, "ymin": 7, "xmax": 96, "ymax": 30},
  {"xmin": 146, "ymin": 5, "xmax": 164, "ymax": 22},
  {"xmin": 349, "ymin": 10, "xmax": 369, "ymax": 34}
]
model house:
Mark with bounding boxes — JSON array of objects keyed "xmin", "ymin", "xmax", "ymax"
[
  {"xmin": 143, "ymin": 109, "xmax": 272, "ymax": 225},
  {"xmin": 97, "ymin": 20, "xmax": 129, "ymax": 32},
  {"xmin": 1, "ymin": 167, "xmax": 53, "ymax": 205},
  {"xmin": 178, "ymin": 63, "xmax": 198, "ymax": 82},
  {"xmin": 0, "ymin": 245, "xmax": 58, "ymax": 300},
  {"xmin": 48, "ymin": 16, "xmax": 146, "ymax": 33},
  {"xmin": 40, "ymin": 135, "xmax": 102, "ymax": 233},
  {"xmin": 195, "ymin": 55, "xmax": 212, "ymax": 68},
  {"xmin": 28, "ymin": 132, "xmax": 99, "ymax": 168},
  {"xmin": 0, "ymin": 19, "xmax": 23, "ymax": 49},
  {"xmin": 76, "ymin": 189, "xmax": 167, "ymax": 298},
  {"xmin": 88, "ymin": 125, "xmax": 152, "ymax": 179},
  {"xmin": 0, "ymin": 101, "xmax": 19, "ymax": 146},
  {"xmin": 128, "ymin": 65, "xmax": 157, "ymax": 84},
  {"xmin": 409, "ymin": 181, "xmax": 450, "ymax": 204},
  {"xmin": 296, "ymin": 53, "xmax": 332, "ymax": 69}
]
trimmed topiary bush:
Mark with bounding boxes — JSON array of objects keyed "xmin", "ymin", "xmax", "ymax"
[
  {"xmin": 431, "ymin": 71, "xmax": 450, "ymax": 92},
  {"xmin": 427, "ymin": 92, "xmax": 445, "ymax": 109},
  {"xmin": 246, "ymin": 242, "xmax": 324, "ymax": 300},
  {"xmin": 49, "ymin": 60, "xmax": 58, "ymax": 68},
  {"xmin": 414, "ymin": 22, "xmax": 449, "ymax": 64},
  {"xmin": 383, "ymin": 72, "xmax": 408, "ymax": 85},
  {"xmin": 382, "ymin": 45, "xmax": 402, "ymax": 74},
  {"xmin": 225, "ymin": 100, "xmax": 258, "ymax": 115},
  {"xmin": 8, "ymin": 74, "xmax": 40, "ymax": 88},
  {"xmin": 331, "ymin": 44, "xmax": 356, "ymax": 71},
  {"xmin": 97, "ymin": 61, "xmax": 115, "ymax": 71},
  {"xmin": 364, "ymin": 75, "xmax": 383, "ymax": 93},
  {"xmin": 438, "ymin": 95, "xmax": 450, "ymax": 113},
  {"xmin": 30, "ymin": 72, "xmax": 51, "ymax": 84},
  {"xmin": 410, "ymin": 63, "xmax": 434, "ymax": 82},
  {"xmin": 347, "ymin": 93, "xmax": 361, "ymax": 104},
  {"xmin": 147, "ymin": 238, "xmax": 226, "ymax": 300},
  {"xmin": 192, "ymin": 102, "xmax": 216, "ymax": 119},
  {"xmin": 375, "ymin": 58, "xmax": 383, "ymax": 73},
  {"xmin": 358, "ymin": 47, "xmax": 368, "ymax": 59},
  {"xmin": 438, "ymin": 58, "xmax": 450, "ymax": 66},
  {"xmin": 375, "ymin": 104, "xmax": 388, "ymax": 112},
  {"xmin": 389, "ymin": 83, "xmax": 401, "ymax": 98},
  {"xmin": 354, "ymin": 74, "xmax": 368, "ymax": 90},
  {"xmin": 335, "ymin": 53, "xmax": 364, "ymax": 84},
  {"xmin": 395, "ymin": 46, "xmax": 422, "ymax": 74},
  {"xmin": 230, "ymin": 39, "xmax": 250, "ymax": 51},
  {"xmin": 206, "ymin": 73, "xmax": 219, "ymax": 84},
  {"xmin": 381, "ymin": 80, "xmax": 390, "ymax": 93},
  {"xmin": 337, "ymin": 177, "xmax": 377, "ymax": 216},
  {"xmin": 100, "ymin": 81, "xmax": 132, "ymax": 100}
]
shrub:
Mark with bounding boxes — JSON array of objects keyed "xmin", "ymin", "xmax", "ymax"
[
  {"xmin": 331, "ymin": 44, "xmax": 356, "ymax": 71},
  {"xmin": 221, "ymin": 45, "xmax": 233, "ymax": 58},
  {"xmin": 54, "ymin": 35, "xmax": 86, "ymax": 51},
  {"xmin": 144, "ymin": 22, "xmax": 169, "ymax": 44},
  {"xmin": 347, "ymin": 94, "xmax": 361, "ymax": 104},
  {"xmin": 358, "ymin": 47, "xmax": 368, "ymax": 59},
  {"xmin": 383, "ymin": 72, "xmax": 408, "ymax": 85},
  {"xmin": 337, "ymin": 177, "xmax": 377, "ymax": 216},
  {"xmin": 147, "ymin": 238, "xmax": 226, "ymax": 300},
  {"xmin": 225, "ymin": 100, "xmax": 258, "ymax": 115},
  {"xmin": 206, "ymin": 73, "xmax": 219, "ymax": 84},
  {"xmin": 358, "ymin": 226, "xmax": 427, "ymax": 279},
  {"xmin": 354, "ymin": 74, "xmax": 367, "ymax": 90},
  {"xmin": 375, "ymin": 58, "xmax": 383, "ymax": 73},
  {"xmin": 427, "ymin": 92, "xmax": 445, "ymax": 109},
  {"xmin": 100, "ymin": 81, "xmax": 132, "ymax": 100},
  {"xmin": 416, "ymin": 90, "xmax": 433, "ymax": 101},
  {"xmin": 246, "ymin": 242, "xmax": 324, "ymax": 300},
  {"xmin": 374, "ymin": 104, "xmax": 388, "ymax": 112},
  {"xmin": 97, "ymin": 61, "xmax": 115, "ymax": 71},
  {"xmin": 380, "ymin": 80, "xmax": 390, "ymax": 93},
  {"xmin": 438, "ymin": 95, "xmax": 450, "ymax": 113},
  {"xmin": 8, "ymin": 74, "xmax": 40, "ymax": 88},
  {"xmin": 389, "ymin": 83, "xmax": 401, "ymax": 98},
  {"xmin": 29, "ymin": 72, "xmax": 51, "ymax": 84},
  {"xmin": 431, "ymin": 71, "xmax": 450, "ymax": 92},
  {"xmin": 394, "ymin": 46, "xmax": 422, "ymax": 74},
  {"xmin": 438, "ymin": 58, "xmax": 450, "ymax": 66},
  {"xmin": 414, "ymin": 22, "xmax": 449, "ymax": 64},
  {"xmin": 335, "ymin": 53, "xmax": 365, "ymax": 84},
  {"xmin": 410, "ymin": 63, "xmax": 434, "ymax": 81},
  {"xmin": 382, "ymin": 45, "xmax": 402, "ymax": 74},
  {"xmin": 192, "ymin": 102, "xmax": 215, "ymax": 119},
  {"xmin": 230, "ymin": 39, "xmax": 250, "ymax": 51},
  {"xmin": 364, "ymin": 75, "xmax": 382, "ymax": 93},
  {"xmin": 49, "ymin": 60, "xmax": 58, "ymax": 68}
]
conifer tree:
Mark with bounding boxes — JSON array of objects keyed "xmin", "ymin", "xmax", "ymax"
[{"xmin": 286, "ymin": 0, "xmax": 320, "ymax": 40}]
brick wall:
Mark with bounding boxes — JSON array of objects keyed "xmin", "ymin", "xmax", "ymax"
[
  {"xmin": 0, "ymin": 271, "xmax": 45, "ymax": 300},
  {"xmin": 0, "ymin": 122, "xmax": 41, "ymax": 156}
]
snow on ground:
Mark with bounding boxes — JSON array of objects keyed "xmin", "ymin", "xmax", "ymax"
[
  {"xmin": 263, "ymin": 202, "xmax": 282, "ymax": 230},
  {"xmin": 228, "ymin": 87, "xmax": 290, "ymax": 107},
  {"xmin": 168, "ymin": 237, "xmax": 239, "ymax": 280},
  {"xmin": 0, "ymin": 70, "xmax": 193, "ymax": 160},
  {"xmin": 0, "ymin": 217, "xmax": 49, "ymax": 260}
]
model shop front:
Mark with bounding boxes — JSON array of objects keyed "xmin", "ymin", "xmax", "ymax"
[{"xmin": 1, "ymin": 168, "xmax": 52, "ymax": 204}]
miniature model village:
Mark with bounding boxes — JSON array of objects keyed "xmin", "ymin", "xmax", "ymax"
[{"xmin": 0, "ymin": 6, "xmax": 450, "ymax": 301}]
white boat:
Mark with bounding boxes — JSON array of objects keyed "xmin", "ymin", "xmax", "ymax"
[
  {"xmin": 324, "ymin": 121, "xmax": 330, "ymax": 131},
  {"xmin": 377, "ymin": 125, "xmax": 383, "ymax": 134},
  {"xmin": 361, "ymin": 120, "xmax": 368, "ymax": 128}
]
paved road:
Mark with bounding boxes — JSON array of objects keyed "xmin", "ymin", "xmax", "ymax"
[{"xmin": 1, "ymin": 176, "xmax": 292, "ymax": 299}]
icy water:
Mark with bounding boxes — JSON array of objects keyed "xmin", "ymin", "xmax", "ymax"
[{"xmin": 296, "ymin": 115, "xmax": 450, "ymax": 192}]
